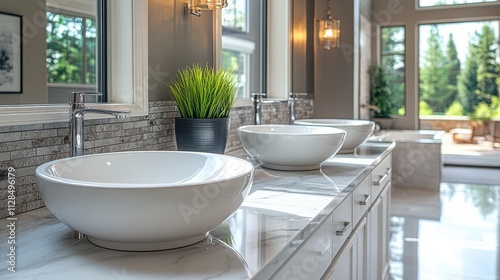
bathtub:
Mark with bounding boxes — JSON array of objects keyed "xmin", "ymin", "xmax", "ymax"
[
  {"xmin": 375, "ymin": 130, "xmax": 445, "ymax": 142},
  {"xmin": 371, "ymin": 130, "xmax": 444, "ymax": 191}
]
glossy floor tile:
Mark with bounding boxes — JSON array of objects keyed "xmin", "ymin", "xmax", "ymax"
[{"xmin": 389, "ymin": 167, "xmax": 500, "ymax": 280}]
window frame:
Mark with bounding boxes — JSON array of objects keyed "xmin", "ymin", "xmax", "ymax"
[{"xmin": 417, "ymin": 0, "xmax": 500, "ymax": 10}]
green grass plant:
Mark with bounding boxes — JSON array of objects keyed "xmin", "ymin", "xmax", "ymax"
[{"xmin": 168, "ymin": 64, "xmax": 237, "ymax": 118}]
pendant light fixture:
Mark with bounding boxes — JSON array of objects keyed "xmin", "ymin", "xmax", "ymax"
[{"xmin": 317, "ymin": 0, "xmax": 340, "ymax": 50}]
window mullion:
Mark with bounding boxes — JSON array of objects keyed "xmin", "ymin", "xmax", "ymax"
[{"xmin": 82, "ymin": 16, "xmax": 87, "ymax": 84}]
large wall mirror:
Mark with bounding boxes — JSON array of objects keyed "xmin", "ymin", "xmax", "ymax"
[
  {"xmin": 221, "ymin": 0, "xmax": 266, "ymax": 99},
  {"xmin": 221, "ymin": 0, "xmax": 301, "ymax": 102},
  {"xmin": 0, "ymin": 0, "xmax": 148, "ymax": 126}
]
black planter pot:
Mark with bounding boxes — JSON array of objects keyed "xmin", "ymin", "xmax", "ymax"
[
  {"xmin": 175, "ymin": 117, "xmax": 230, "ymax": 154},
  {"xmin": 372, "ymin": 118, "xmax": 394, "ymax": 130}
]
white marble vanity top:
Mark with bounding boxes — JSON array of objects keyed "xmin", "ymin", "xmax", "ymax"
[{"xmin": 0, "ymin": 142, "xmax": 394, "ymax": 280}]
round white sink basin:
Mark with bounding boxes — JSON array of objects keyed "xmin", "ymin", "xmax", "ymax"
[
  {"xmin": 237, "ymin": 124, "xmax": 346, "ymax": 170},
  {"xmin": 294, "ymin": 119, "xmax": 375, "ymax": 153},
  {"xmin": 35, "ymin": 151, "xmax": 254, "ymax": 251}
]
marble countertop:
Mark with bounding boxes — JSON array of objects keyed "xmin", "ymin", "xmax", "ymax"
[{"xmin": 0, "ymin": 142, "xmax": 394, "ymax": 280}]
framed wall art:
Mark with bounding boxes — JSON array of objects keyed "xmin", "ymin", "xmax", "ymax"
[{"xmin": 0, "ymin": 12, "xmax": 22, "ymax": 93}]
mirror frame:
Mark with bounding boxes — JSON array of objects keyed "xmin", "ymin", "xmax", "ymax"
[{"xmin": 0, "ymin": 0, "xmax": 148, "ymax": 126}]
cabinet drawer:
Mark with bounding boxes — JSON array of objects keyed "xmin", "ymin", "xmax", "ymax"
[
  {"xmin": 353, "ymin": 174, "xmax": 371, "ymax": 226},
  {"xmin": 271, "ymin": 215, "xmax": 333, "ymax": 280},
  {"xmin": 332, "ymin": 193, "xmax": 353, "ymax": 258},
  {"xmin": 372, "ymin": 154, "xmax": 392, "ymax": 199}
]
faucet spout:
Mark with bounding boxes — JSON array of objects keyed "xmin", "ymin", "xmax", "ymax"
[
  {"xmin": 252, "ymin": 93, "xmax": 266, "ymax": 125},
  {"xmin": 69, "ymin": 92, "xmax": 131, "ymax": 158},
  {"xmin": 288, "ymin": 93, "xmax": 308, "ymax": 124},
  {"xmin": 72, "ymin": 107, "xmax": 131, "ymax": 118},
  {"xmin": 251, "ymin": 93, "xmax": 282, "ymax": 125}
]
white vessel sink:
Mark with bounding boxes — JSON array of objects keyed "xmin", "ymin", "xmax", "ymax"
[
  {"xmin": 237, "ymin": 124, "xmax": 346, "ymax": 170},
  {"xmin": 294, "ymin": 119, "xmax": 375, "ymax": 153},
  {"xmin": 35, "ymin": 151, "xmax": 254, "ymax": 251}
]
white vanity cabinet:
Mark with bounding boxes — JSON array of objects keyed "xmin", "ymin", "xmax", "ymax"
[
  {"xmin": 369, "ymin": 154, "xmax": 392, "ymax": 280},
  {"xmin": 270, "ymin": 194, "xmax": 351, "ymax": 280},
  {"xmin": 321, "ymin": 153, "xmax": 392, "ymax": 280}
]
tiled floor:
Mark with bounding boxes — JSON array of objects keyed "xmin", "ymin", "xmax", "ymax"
[{"xmin": 389, "ymin": 166, "xmax": 500, "ymax": 280}]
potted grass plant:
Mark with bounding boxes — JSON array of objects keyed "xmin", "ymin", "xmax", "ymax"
[{"xmin": 167, "ymin": 64, "xmax": 237, "ymax": 154}]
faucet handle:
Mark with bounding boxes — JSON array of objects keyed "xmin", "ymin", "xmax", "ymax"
[
  {"xmin": 251, "ymin": 92, "xmax": 267, "ymax": 99},
  {"xmin": 69, "ymin": 92, "xmax": 103, "ymax": 105},
  {"xmin": 289, "ymin": 92, "xmax": 309, "ymax": 99}
]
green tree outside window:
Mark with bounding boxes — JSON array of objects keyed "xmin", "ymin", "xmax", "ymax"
[{"xmin": 46, "ymin": 11, "xmax": 97, "ymax": 85}]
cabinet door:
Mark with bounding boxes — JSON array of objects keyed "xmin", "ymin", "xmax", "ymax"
[
  {"xmin": 322, "ymin": 217, "xmax": 368, "ymax": 280},
  {"xmin": 326, "ymin": 244, "xmax": 353, "ymax": 280},
  {"xmin": 368, "ymin": 196, "xmax": 383, "ymax": 280},
  {"xmin": 368, "ymin": 182, "xmax": 391, "ymax": 280},
  {"xmin": 380, "ymin": 184, "xmax": 391, "ymax": 280},
  {"xmin": 354, "ymin": 215, "xmax": 369, "ymax": 280}
]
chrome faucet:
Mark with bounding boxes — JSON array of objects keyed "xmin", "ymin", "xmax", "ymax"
[
  {"xmin": 69, "ymin": 92, "xmax": 130, "ymax": 240},
  {"xmin": 288, "ymin": 92, "xmax": 308, "ymax": 124},
  {"xmin": 251, "ymin": 93, "xmax": 282, "ymax": 125},
  {"xmin": 69, "ymin": 92, "xmax": 131, "ymax": 157}
]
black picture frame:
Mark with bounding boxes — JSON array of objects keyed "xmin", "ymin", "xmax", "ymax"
[{"xmin": 0, "ymin": 11, "xmax": 22, "ymax": 93}]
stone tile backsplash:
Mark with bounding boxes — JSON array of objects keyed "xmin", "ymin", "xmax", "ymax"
[{"xmin": 0, "ymin": 99, "xmax": 314, "ymax": 218}]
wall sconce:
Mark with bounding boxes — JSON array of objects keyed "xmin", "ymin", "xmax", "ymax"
[
  {"xmin": 317, "ymin": 0, "xmax": 340, "ymax": 50},
  {"xmin": 185, "ymin": 0, "xmax": 228, "ymax": 17}
]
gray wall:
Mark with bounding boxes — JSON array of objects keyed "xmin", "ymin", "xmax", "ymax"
[
  {"xmin": 292, "ymin": 0, "xmax": 315, "ymax": 94},
  {"xmin": 314, "ymin": 0, "xmax": 359, "ymax": 119},
  {"xmin": 0, "ymin": 0, "xmax": 47, "ymax": 105},
  {"xmin": 148, "ymin": 0, "xmax": 215, "ymax": 101}
]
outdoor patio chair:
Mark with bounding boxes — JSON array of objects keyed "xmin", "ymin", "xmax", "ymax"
[
  {"xmin": 450, "ymin": 127, "xmax": 475, "ymax": 143},
  {"xmin": 487, "ymin": 120, "xmax": 500, "ymax": 145},
  {"xmin": 450, "ymin": 124, "xmax": 488, "ymax": 144}
]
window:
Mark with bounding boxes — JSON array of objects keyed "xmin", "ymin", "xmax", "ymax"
[
  {"xmin": 419, "ymin": 0, "xmax": 499, "ymax": 7},
  {"xmin": 418, "ymin": 21, "xmax": 499, "ymax": 117},
  {"xmin": 222, "ymin": 0, "xmax": 266, "ymax": 99},
  {"xmin": 381, "ymin": 26, "xmax": 406, "ymax": 116},
  {"xmin": 222, "ymin": 49, "xmax": 249, "ymax": 98},
  {"xmin": 45, "ymin": 0, "xmax": 105, "ymax": 104},
  {"xmin": 46, "ymin": 11, "xmax": 97, "ymax": 85},
  {"xmin": 222, "ymin": 0, "xmax": 247, "ymax": 32}
]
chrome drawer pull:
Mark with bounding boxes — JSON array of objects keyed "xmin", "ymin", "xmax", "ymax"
[
  {"xmin": 359, "ymin": 194, "xmax": 370, "ymax": 205},
  {"xmin": 374, "ymin": 168, "xmax": 391, "ymax": 186},
  {"xmin": 335, "ymin": 221, "xmax": 351, "ymax": 236}
]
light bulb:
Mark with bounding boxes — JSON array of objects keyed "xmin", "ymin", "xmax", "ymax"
[{"xmin": 324, "ymin": 29, "xmax": 333, "ymax": 39}]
